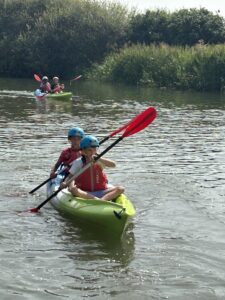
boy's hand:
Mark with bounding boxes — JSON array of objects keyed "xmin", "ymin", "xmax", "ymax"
[
  {"xmin": 60, "ymin": 181, "xmax": 67, "ymax": 189},
  {"xmin": 50, "ymin": 171, "xmax": 57, "ymax": 179}
]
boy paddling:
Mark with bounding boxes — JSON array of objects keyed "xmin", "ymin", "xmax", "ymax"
[{"xmin": 61, "ymin": 135, "xmax": 124, "ymax": 201}]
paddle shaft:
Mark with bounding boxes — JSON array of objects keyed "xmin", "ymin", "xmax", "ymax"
[
  {"xmin": 99, "ymin": 126, "xmax": 127, "ymax": 145},
  {"xmin": 99, "ymin": 112, "xmax": 142, "ymax": 145},
  {"xmin": 29, "ymin": 177, "xmax": 51, "ymax": 194}
]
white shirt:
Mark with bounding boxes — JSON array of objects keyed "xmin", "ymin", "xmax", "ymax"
[{"xmin": 69, "ymin": 157, "xmax": 105, "ymax": 175}]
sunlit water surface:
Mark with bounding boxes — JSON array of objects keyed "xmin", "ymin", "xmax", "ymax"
[{"xmin": 1, "ymin": 78, "xmax": 225, "ymax": 299}]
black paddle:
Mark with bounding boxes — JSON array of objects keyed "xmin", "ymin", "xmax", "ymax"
[{"xmin": 29, "ymin": 165, "xmax": 66, "ymax": 194}]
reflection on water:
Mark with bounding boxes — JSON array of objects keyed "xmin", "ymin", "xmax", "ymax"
[
  {"xmin": 1, "ymin": 78, "xmax": 225, "ymax": 299},
  {"xmin": 35, "ymin": 98, "xmax": 74, "ymax": 115},
  {"xmin": 58, "ymin": 216, "xmax": 135, "ymax": 267}
]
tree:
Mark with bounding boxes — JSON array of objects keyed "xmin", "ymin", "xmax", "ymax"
[
  {"xmin": 128, "ymin": 9, "xmax": 170, "ymax": 44},
  {"xmin": 168, "ymin": 8, "xmax": 225, "ymax": 46}
]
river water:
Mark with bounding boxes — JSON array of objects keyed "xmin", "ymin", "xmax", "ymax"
[{"xmin": 1, "ymin": 78, "xmax": 225, "ymax": 299}]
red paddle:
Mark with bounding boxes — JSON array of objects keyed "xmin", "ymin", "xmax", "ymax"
[
  {"xmin": 70, "ymin": 75, "xmax": 82, "ymax": 85},
  {"xmin": 28, "ymin": 106, "xmax": 157, "ymax": 212},
  {"xmin": 34, "ymin": 74, "xmax": 42, "ymax": 82},
  {"xmin": 100, "ymin": 107, "xmax": 154, "ymax": 144}
]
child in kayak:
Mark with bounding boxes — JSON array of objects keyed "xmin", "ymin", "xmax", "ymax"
[
  {"xmin": 50, "ymin": 127, "xmax": 85, "ymax": 178},
  {"xmin": 51, "ymin": 76, "xmax": 65, "ymax": 93},
  {"xmin": 40, "ymin": 76, "xmax": 51, "ymax": 93},
  {"xmin": 62, "ymin": 135, "xmax": 124, "ymax": 201}
]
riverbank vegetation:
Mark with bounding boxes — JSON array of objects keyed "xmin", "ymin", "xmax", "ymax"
[
  {"xmin": 0, "ymin": 0, "xmax": 130, "ymax": 78},
  {"xmin": 1, "ymin": 0, "xmax": 225, "ymax": 91},
  {"xmin": 89, "ymin": 44, "xmax": 225, "ymax": 92}
]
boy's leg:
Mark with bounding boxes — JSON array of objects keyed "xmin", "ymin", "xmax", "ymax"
[
  {"xmin": 101, "ymin": 186, "xmax": 124, "ymax": 201},
  {"xmin": 69, "ymin": 184, "xmax": 99, "ymax": 200}
]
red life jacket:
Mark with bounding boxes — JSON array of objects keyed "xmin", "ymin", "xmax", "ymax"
[
  {"xmin": 75, "ymin": 162, "xmax": 108, "ymax": 192},
  {"xmin": 58, "ymin": 147, "xmax": 81, "ymax": 166},
  {"xmin": 53, "ymin": 85, "xmax": 61, "ymax": 93},
  {"xmin": 40, "ymin": 82, "xmax": 51, "ymax": 92}
]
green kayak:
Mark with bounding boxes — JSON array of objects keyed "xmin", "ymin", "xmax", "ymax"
[
  {"xmin": 47, "ymin": 92, "xmax": 72, "ymax": 101},
  {"xmin": 47, "ymin": 178, "xmax": 136, "ymax": 237}
]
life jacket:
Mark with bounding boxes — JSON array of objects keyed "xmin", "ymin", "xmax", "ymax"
[
  {"xmin": 40, "ymin": 82, "xmax": 51, "ymax": 92},
  {"xmin": 75, "ymin": 159, "xmax": 108, "ymax": 192},
  {"xmin": 59, "ymin": 147, "xmax": 81, "ymax": 166},
  {"xmin": 53, "ymin": 86, "xmax": 61, "ymax": 93},
  {"xmin": 51, "ymin": 83, "xmax": 61, "ymax": 93}
]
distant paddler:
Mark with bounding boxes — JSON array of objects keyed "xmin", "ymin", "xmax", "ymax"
[
  {"xmin": 40, "ymin": 76, "xmax": 51, "ymax": 93},
  {"xmin": 51, "ymin": 76, "xmax": 65, "ymax": 93}
]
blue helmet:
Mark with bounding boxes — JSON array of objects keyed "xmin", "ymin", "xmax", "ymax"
[
  {"xmin": 80, "ymin": 135, "xmax": 99, "ymax": 149},
  {"xmin": 68, "ymin": 127, "xmax": 85, "ymax": 138}
]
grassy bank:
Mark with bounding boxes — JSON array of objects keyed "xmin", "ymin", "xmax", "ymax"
[{"xmin": 88, "ymin": 44, "xmax": 225, "ymax": 92}]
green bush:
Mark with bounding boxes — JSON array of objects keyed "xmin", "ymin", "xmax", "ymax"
[
  {"xmin": 0, "ymin": 0, "xmax": 130, "ymax": 78},
  {"xmin": 88, "ymin": 43, "xmax": 225, "ymax": 91}
]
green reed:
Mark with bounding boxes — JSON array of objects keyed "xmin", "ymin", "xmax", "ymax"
[{"xmin": 89, "ymin": 43, "xmax": 225, "ymax": 92}]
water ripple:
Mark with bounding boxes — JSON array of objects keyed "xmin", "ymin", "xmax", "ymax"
[{"xmin": 1, "ymin": 85, "xmax": 225, "ymax": 299}]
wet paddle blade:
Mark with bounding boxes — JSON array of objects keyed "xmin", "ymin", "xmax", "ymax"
[
  {"xmin": 70, "ymin": 75, "xmax": 82, "ymax": 82},
  {"xmin": 34, "ymin": 74, "xmax": 41, "ymax": 82},
  {"xmin": 70, "ymin": 75, "xmax": 82, "ymax": 86},
  {"xmin": 123, "ymin": 107, "xmax": 157, "ymax": 138},
  {"xmin": 100, "ymin": 120, "xmax": 132, "ymax": 144},
  {"xmin": 27, "ymin": 188, "xmax": 61, "ymax": 213},
  {"xmin": 29, "ymin": 207, "xmax": 39, "ymax": 213},
  {"xmin": 109, "ymin": 119, "xmax": 132, "ymax": 138},
  {"xmin": 100, "ymin": 106, "xmax": 157, "ymax": 143}
]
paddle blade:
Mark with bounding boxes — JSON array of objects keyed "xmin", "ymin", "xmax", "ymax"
[
  {"xmin": 123, "ymin": 107, "xmax": 157, "ymax": 137},
  {"xmin": 26, "ymin": 188, "xmax": 61, "ymax": 213},
  {"xmin": 70, "ymin": 75, "xmax": 82, "ymax": 82},
  {"xmin": 34, "ymin": 74, "xmax": 41, "ymax": 82},
  {"xmin": 100, "ymin": 106, "xmax": 157, "ymax": 143},
  {"xmin": 109, "ymin": 106, "xmax": 154, "ymax": 138},
  {"xmin": 20, "ymin": 207, "xmax": 39, "ymax": 213},
  {"xmin": 109, "ymin": 121, "xmax": 131, "ymax": 138},
  {"xmin": 29, "ymin": 207, "xmax": 39, "ymax": 213},
  {"xmin": 100, "ymin": 121, "xmax": 131, "ymax": 144}
]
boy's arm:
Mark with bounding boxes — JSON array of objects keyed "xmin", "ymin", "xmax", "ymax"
[{"xmin": 96, "ymin": 157, "xmax": 116, "ymax": 168}]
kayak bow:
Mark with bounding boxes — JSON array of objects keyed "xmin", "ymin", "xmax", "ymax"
[
  {"xmin": 47, "ymin": 176, "xmax": 136, "ymax": 237},
  {"xmin": 34, "ymin": 89, "xmax": 72, "ymax": 101}
]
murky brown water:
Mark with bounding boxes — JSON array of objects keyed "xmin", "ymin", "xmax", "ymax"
[{"xmin": 1, "ymin": 78, "xmax": 225, "ymax": 299}]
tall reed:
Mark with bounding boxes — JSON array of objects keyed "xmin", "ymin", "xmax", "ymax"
[{"xmin": 89, "ymin": 43, "xmax": 225, "ymax": 91}]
